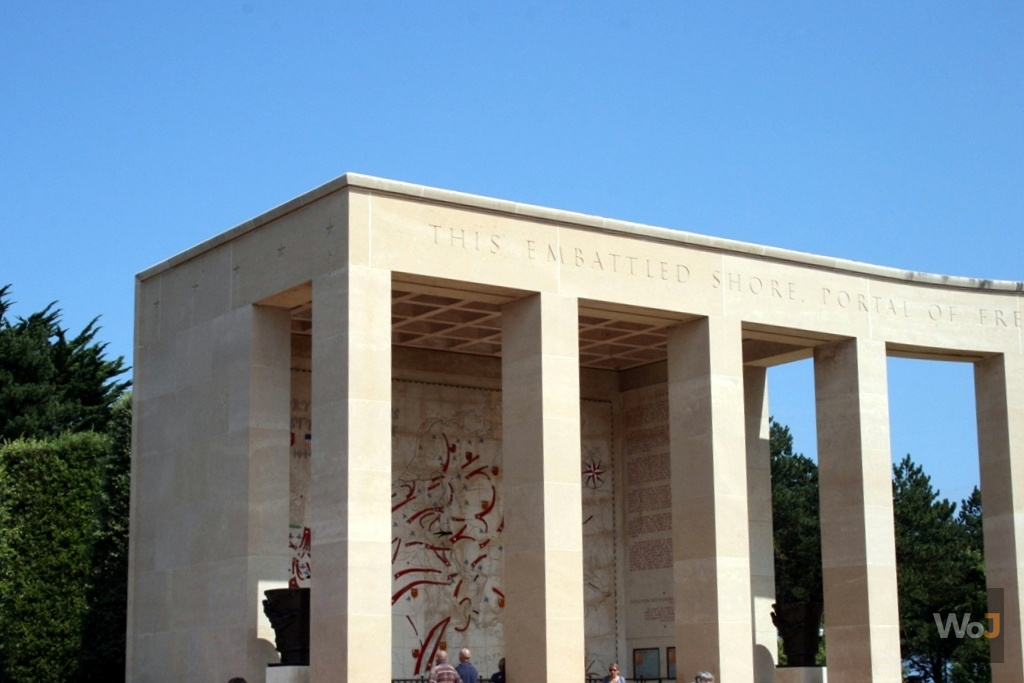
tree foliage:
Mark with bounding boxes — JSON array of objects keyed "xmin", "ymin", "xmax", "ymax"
[
  {"xmin": 0, "ymin": 287, "xmax": 132, "ymax": 681},
  {"xmin": 770, "ymin": 422, "xmax": 989, "ymax": 680},
  {"xmin": 0, "ymin": 284, "xmax": 129, "ymax": 442},
  {"xmin": 79, "ymin": 392, "xmax": 132, "ymax": 680},
  {"xmin": 770, "ymin": 418, "xmax": 823, "ymax": 605},
  {"xmin": 894, "ymin": 455, "xmax": 989, "ymax": 683},
  {"xmin": 0, "ymin": 433, "xmax": 107, "ymax": 682}
]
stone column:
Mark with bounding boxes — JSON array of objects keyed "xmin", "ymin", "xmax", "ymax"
[
  {"xmin": 668, "ymin": 317, "xmax": 754, "ymax": 682},
  {"xmin": 309, "ymin": 266, "xmax": 392, "ymax": 681},
  {"xmin": 241, "ymin": 305, "xmax": 294, "ymax": 674},
  {"xmin": 745, "ymin": 366, "xmax": 779, "ymax": 682},
  {"xmin": 814, "ymin": 338, "xmax": 901, "ymax": 682},
  {"xmin": 130, "ymin": 301, "xmax": 292, "ymax": 680},
  {"xmin": 501, "ymin": 293, "xmax": 585, "ymax": 683},
  {"xmin": 975, "ymin": 352, "xmax": 1024, "ymax": 683}
]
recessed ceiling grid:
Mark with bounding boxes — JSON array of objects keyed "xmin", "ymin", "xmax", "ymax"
[
  {"xmin": 577, "ymin": 315, "xmax": 672, "ymax": 370},
  {"xmin": 289, "ymin": 288, "xmax": 687, "ymax": 370},
  {"xmin": 389, "ymin": 289, "xmax": 678, "ymax": 370},
  {"xmin": 287, "ymin": 288, "xmax": 826, "ymax": 369},
  {"xmin": 391, "ymin": 289, "xmax": 503, "ymax": 356}
]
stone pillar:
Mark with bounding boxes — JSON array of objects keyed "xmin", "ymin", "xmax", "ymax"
[
  {"xmin": 242, "ymin": 305, "xmax": 295, "ymax": 673},
  {"xmin": 745, "ymin": 366, "xmax": 779, "ymax": 682},
  {"xmin": 975, "ymin": 353, "xmax": 1024, "ymax": 683},
  {"xmin": 129, "ymin": 301, "xmax": 292, "ymax": 681},
  {"xmin": 668, "ymin": 317, "xmax": 754, "ymax": 682},
  {"xmin": 309, "ymin": 266, "xmax": 392, "ymax": 682},
  {"xmin": 814, "ymin": 338, "xmax": 900, "ymax": 682},
  {"xmin": 501, "ymin": 293, "xmax": 585, "ymax": 683}
]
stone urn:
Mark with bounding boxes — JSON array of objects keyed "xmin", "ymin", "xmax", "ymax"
[
  {"xmin": 771, "ymin": 601, "xmax": 823, "ymax": 667},
  {"xmin": 263, "ymin": 587, "xmax": 311, "ymax": 665}
]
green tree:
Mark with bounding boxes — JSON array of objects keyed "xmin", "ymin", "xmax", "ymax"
[
  {"xmin": 0, "ymin": 286, "xmax": 131, "ymax": 681},
  {"xmin": 79, "ymin": 393, "xmax": 132, "ymax": 680},
  {"xmin": 0, "ymin": 285, "xmax": 129, "ymax": 442},
  {"xmin": 893, "ymin": 455, "xmax": 989, "ymax": 683},
  {"xmin": 948, "ymin": 487, "xmax": 990, "ymax": 683},
  {"xmin": 770, "ymin": 418, "xmax": 823, "ymax": 605},
  {"xmin": 0, "ymin": 433, "xmax": 107, "ymax": 681},
  {"xmin": 770, "ymin": 422, "xmax": 990, "ymax": 679}
]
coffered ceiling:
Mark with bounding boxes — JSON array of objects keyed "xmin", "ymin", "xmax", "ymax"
[{"xmin": 266, "ymin": 278, "xmax": 832, "ymax": 371}]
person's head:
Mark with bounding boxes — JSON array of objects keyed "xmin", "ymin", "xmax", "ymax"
[
  {"xmin": 498, "ymin": 657, "xmax": 505, "ymax": 672},
  {"xmin": 460, "ymin": 648, "xmax": 471, "ymax": 662},
  {"xmin": 437, "ymin": 650, "xmax": 449, "ymax": 664},
  {"xmin": 695, "ymin": 672, "xmax": 715, "ymax": 683},
  {"xmin": 608, "ymin": 662, "xmax": 620, "ymax": 677},
  {"xmin": 228, "ymin": 679, "xmax": 247, "ymax": 683}
]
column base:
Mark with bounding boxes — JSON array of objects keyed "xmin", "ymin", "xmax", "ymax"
[
  {"xmin": 267, "ymin": 665, "xmax": 310, "ymax": 683},
  {"xmin": 775, "ymin": 667, "xmax": 827, "ymax": 683}
]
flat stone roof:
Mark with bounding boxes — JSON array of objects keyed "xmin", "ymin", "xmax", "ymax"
[{"xmin": 139, "ymin": 173, "xmax": 1023, "ymax": 293}]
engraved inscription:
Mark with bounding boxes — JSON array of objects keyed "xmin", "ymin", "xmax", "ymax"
[
  {"xmin": 629, "ymin": 537, "xmax": 672, "ymax": 571},
  {"xmin": 527, "ymin": 240, "xmax": 691, "ymax": 283},
  {"xmin": 979, "ymin": 308, "xmax": 1022, "ymax": 327},
  {"xmin": 623, "ymin": 385, "xmax": 673, "ymax": 573},
  {"xmin": 431, "ymin": 224, "xmax": 501, "ymax": 254},
  {"xmin": 426, "ymin": 223, "xmax": 1022, "ymax": 330},
  {"xmin": 627, "ymin": 485, "xmax": 671, "ymax": 514},
  {"xmin": 631, "ymin": 595, "xmax": 675, "ymax": 626},
  {"xmin": 644, "ymin": 604, "xmax": 674, "ymax": 624},
  {"xmin": 626, "ymin": 453, "xmax": 670, "ymax": 486},
  {"xmin": 712, "ymin": 270, "xmax": 797, "ymax": 300},
  {"xmin": 627, "ymin": 512, "xmax": 672, "ymax": 536}
]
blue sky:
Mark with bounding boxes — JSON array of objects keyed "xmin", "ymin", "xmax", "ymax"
[{"xmin": 2, "ymin": 3, "xmax": 1021, "ymax": 505}]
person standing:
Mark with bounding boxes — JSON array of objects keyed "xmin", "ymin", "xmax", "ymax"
[
  {"xmin": 603, "ymin": 662, "xmax": 626, "ymax": 683},
  {"xmin": 430, "ymin": 650, "xmax": 463, "ymax": 683},
  {"xmin": 490, "ymin": 657, "xmax": 505, "ymax": 683},
  {"xmin": 456, "ymin": 648, "xmax": 480, "ymax": 683}
]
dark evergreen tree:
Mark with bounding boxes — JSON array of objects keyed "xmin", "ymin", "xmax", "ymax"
[
  {"xmin": 0, "ymin": 285, "xmax": 129, "ymax": 442},
  {"xmin": 79, "ymin": 392, "xmax": 132, "ymax": 680},
  {"xmin": 769, "ymin": 424, "xmax": 989, "ymax": 679},
  {"xmin": 0, "ymin": 286, "xmax": 132, "ymax": 681},
  {"xmin": 770, "ymin": 418, "xmax": 823, "ymax": 605},
  {"xmin": 893, "ymin": 456, "xmax": 989, "ymax": 683},
  {"xmin": 949, "ymin": 486, "xmax": 991, "ymax": 683}
]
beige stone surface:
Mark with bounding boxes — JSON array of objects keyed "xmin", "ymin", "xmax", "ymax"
[
  {"xmin": 975, "ymin": 353, "xmax": 1024, "ymax": 683},
  {"xmin": 132, "ymin": 174, "xmax": 1024, "ymax": 681},
  {"xmin": 267, "ymin": 665, "xmax": 311, "ymax": 683},
  {"xmin": 775, "ymin": 667, "xmax": 828, "ymax": 683},
  {"xmin": 668, "ymin": 317, "xmax": 755, "ymax": 681},
  {"xmin": 815, "ymin": 338, "xmax": 901, "ymax": 683},
  {"xmin": 309, "ymin": 266, "xmax": 392, "ymax": 682},
  {"xmin": 745, "ymin": 366, "xmax": 779, "ymax": 683},
  {"xmin": 232, "ymin": 192, "xmax": 347, "ymax": 306},
  {"xmin": 129, "ymin": 300, "xmax": 292, "ymax": 680},
  {"xmin": 502, "ymin": 293, "xmax": 585, "ymax": 683}
]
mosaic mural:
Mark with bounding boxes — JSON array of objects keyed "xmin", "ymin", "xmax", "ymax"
[{"xmin": 288, "ymin": 375, "xmax": 618, "ymax": 679}]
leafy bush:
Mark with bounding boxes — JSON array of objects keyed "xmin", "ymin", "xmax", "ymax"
[
  {"xmin": 0, "ymin": 432, "xmax": 107, "ymax": 681},
  {"xmin": 79, "ymin": 393, "xmax": 132, "ymax": 680}
]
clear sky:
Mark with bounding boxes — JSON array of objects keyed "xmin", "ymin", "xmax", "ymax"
[{"xmin": 2, "ymin": 3, "xmax": 1021, "ymax": 505}]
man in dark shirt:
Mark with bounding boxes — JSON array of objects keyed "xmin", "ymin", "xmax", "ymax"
[
  {"xmin": 490, "ymin": 657, "xmax": 506, "ymax": 683},
  {"xmin": 455, "ymin": 648, "xmax": 480, "ymax": 683}
]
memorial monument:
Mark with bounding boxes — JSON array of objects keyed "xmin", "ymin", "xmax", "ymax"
[{"xmin": 129, "ymin": 174, "xmax": 1024, "ymax": 682}]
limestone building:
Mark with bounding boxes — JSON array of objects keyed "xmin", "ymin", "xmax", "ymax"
[{"xmin": 130, "ymin": 174, "xmax": 1024, "ymax": 682}]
